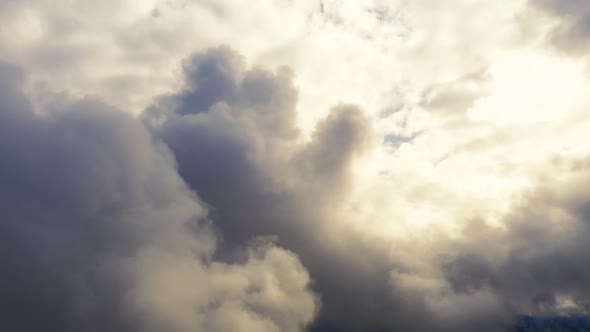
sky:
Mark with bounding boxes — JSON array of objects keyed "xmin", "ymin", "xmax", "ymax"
[{"xmin": 1, "ymin": 1, "xmax": 590, "ymax": 331}]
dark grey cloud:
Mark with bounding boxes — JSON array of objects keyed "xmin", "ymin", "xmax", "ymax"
[
  {"xmin": 0, "ymin": 61, "xmax": 317, "ymax": 332},
  {"xmin": 531, "ymin": 0, "xmax": 590, "ymax": 54},
  {"xmin": 0, "ymin": 62, "xmax": 183, "ymax": 331},
  {"xmin": 442, "ymin": 161, "xmax": 590, "ymax": 325}
]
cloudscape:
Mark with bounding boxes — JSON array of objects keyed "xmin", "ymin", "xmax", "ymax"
[{"xmin": 1, "ymin": 1, "xmax": 590, "ymax": 331}]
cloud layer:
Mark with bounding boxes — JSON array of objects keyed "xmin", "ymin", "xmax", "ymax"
[{"xmin": 2, "ymin": 1, "xmax": 590, "ymax": 332}]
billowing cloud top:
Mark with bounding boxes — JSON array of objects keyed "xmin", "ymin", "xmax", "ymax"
[{"xmin": 2, "ymin": 1, "xmax": 590, "ymax": 332}]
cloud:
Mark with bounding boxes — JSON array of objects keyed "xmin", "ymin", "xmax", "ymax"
[
  {"xmin": 3, "ymin": 2, "xmax": 590, "ymax": 331},
  {"xmin": 0, "ymin": 62, "xmax": 317, "ymax": 332},
  {"xmin": 530, "ymin": 0, "xmax": 590, "ymax": 54},
  {"xmin": 443, "ymin": 161, "xmax": 590, "ymax": 318}
]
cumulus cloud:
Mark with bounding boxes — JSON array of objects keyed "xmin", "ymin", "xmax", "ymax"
[
  {"xmin": 531, "ymin": 0, "xmax": 590, "ymax": 54},
  {"xmin": 0, "ymin": 62, "xmax": 317, "ymax": 332},
  {"xmin": 444, "ymin": 162, "xmax": 590, "ymax": 318}
]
